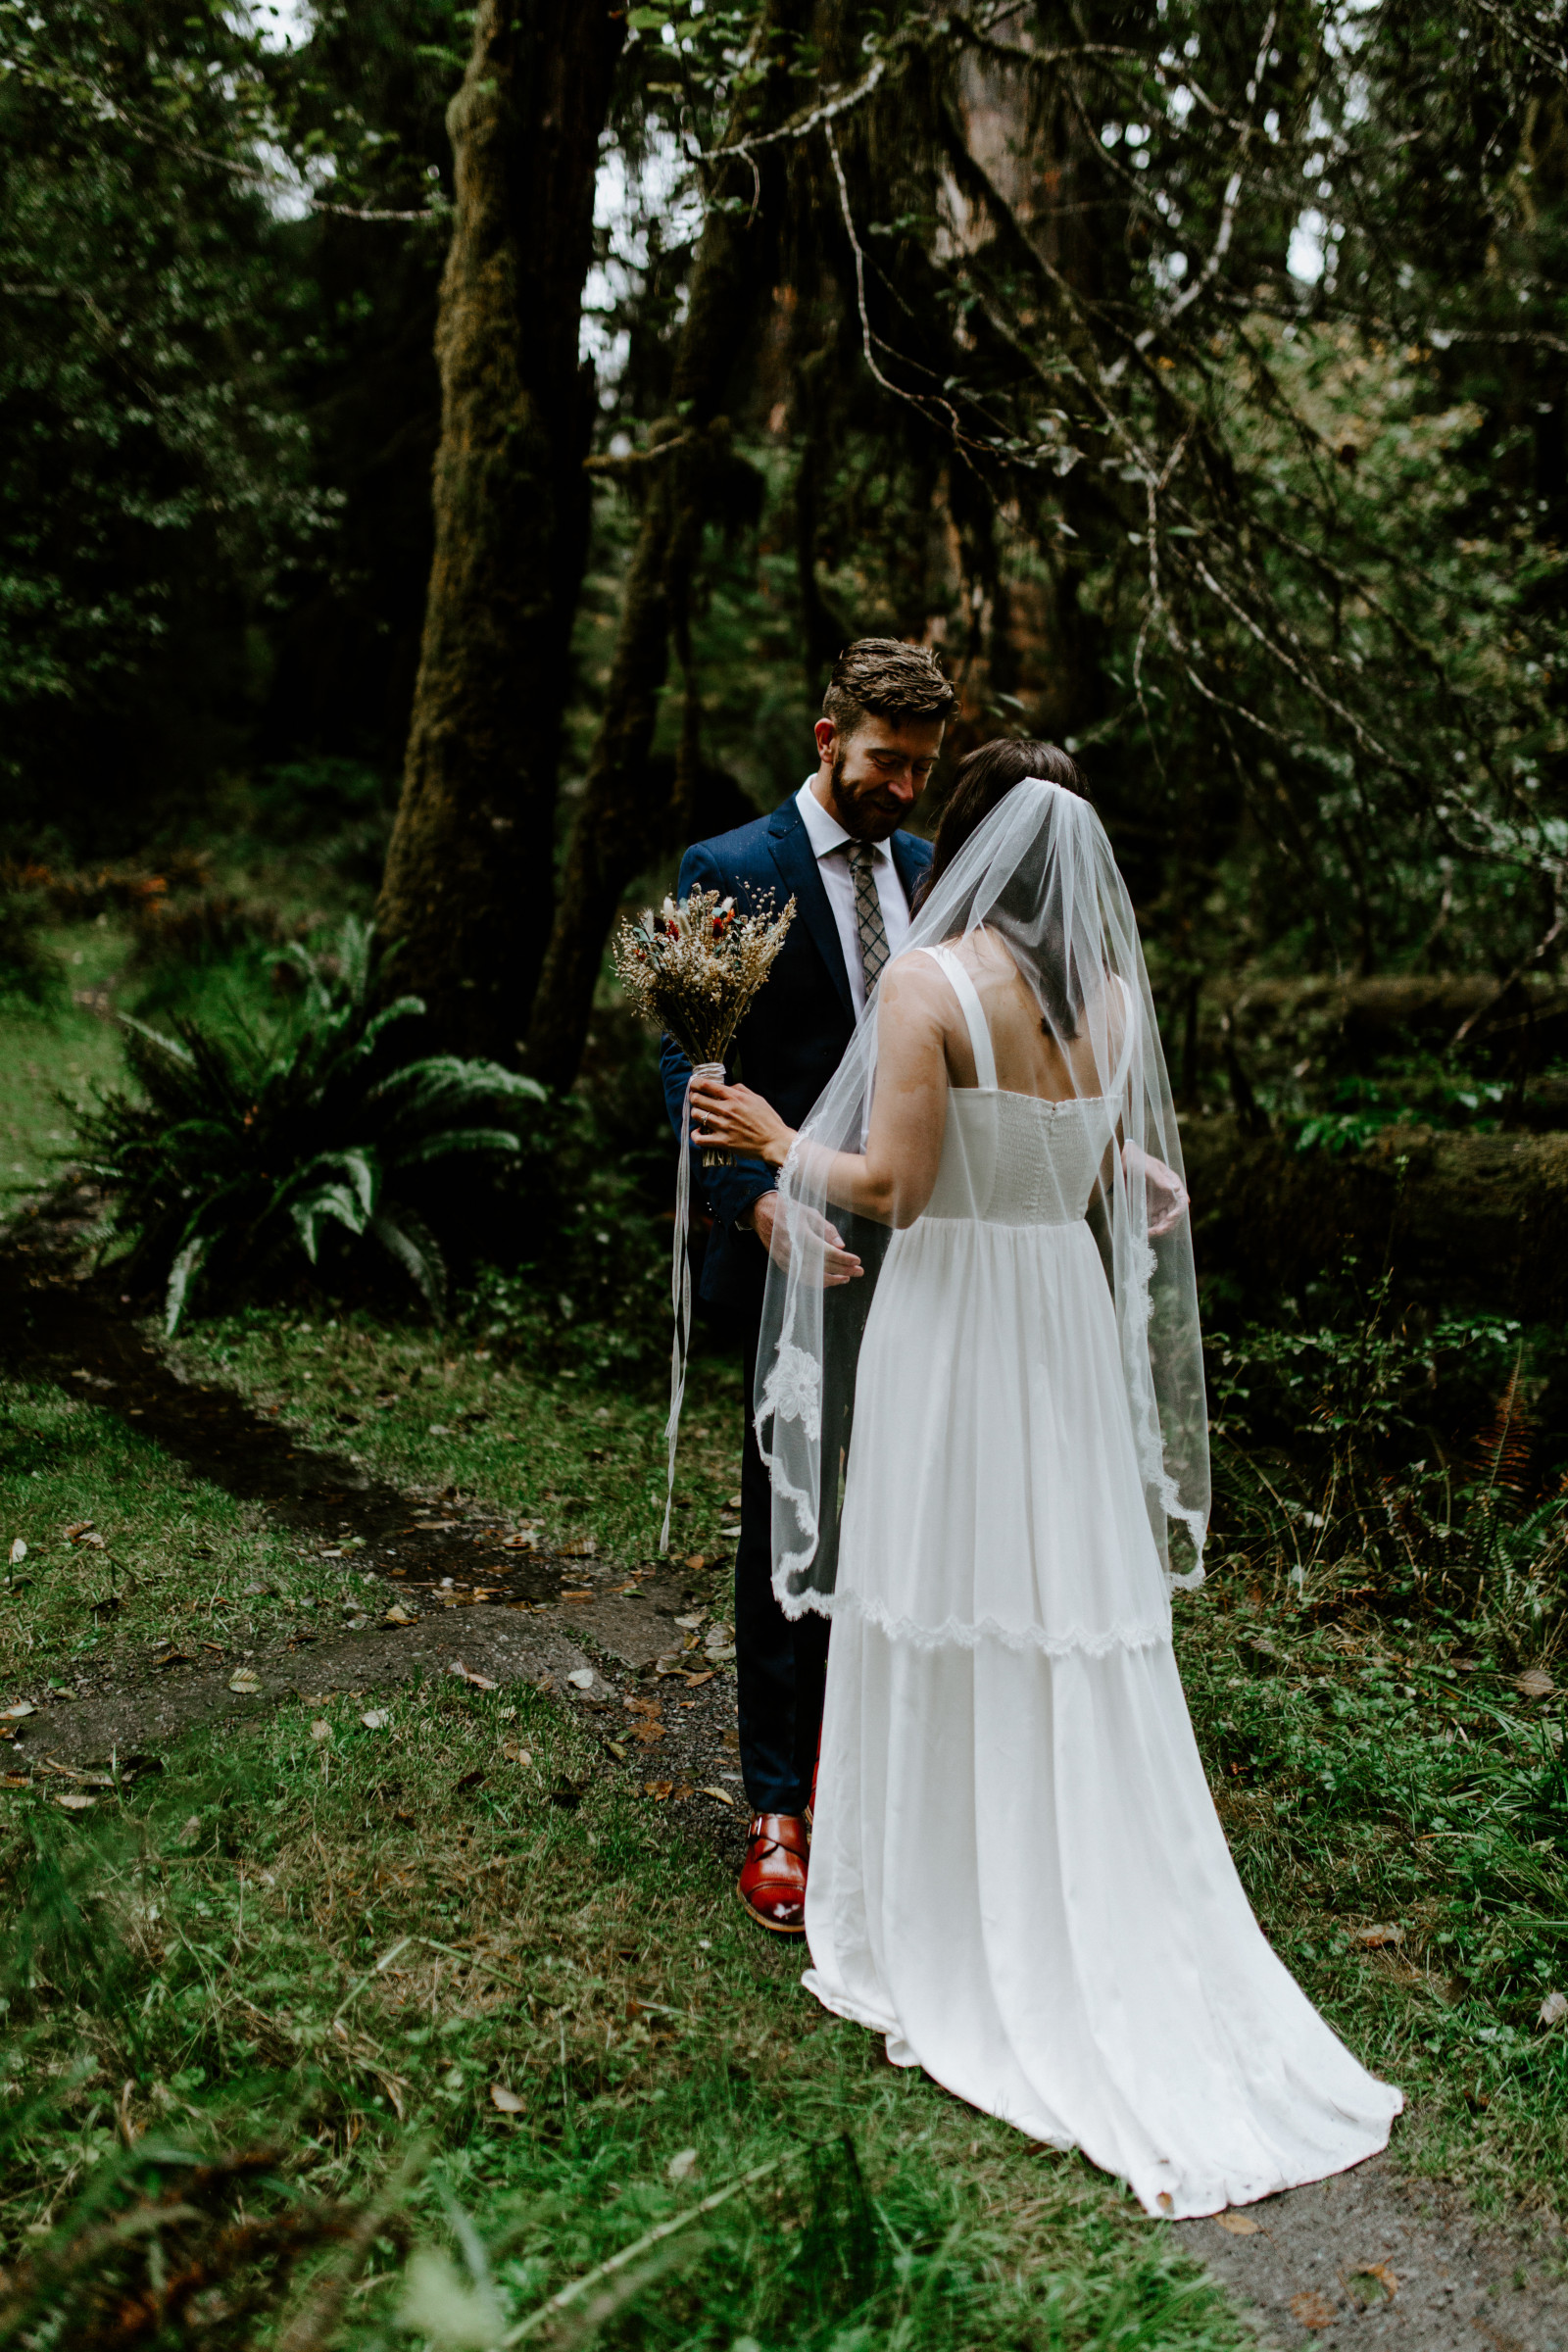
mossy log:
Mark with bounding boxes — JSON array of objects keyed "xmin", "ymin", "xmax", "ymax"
[
  {"xmin": 1207, "ymin": 973, "xmax": 1568, "ymax": 1064},
  {"xmin": 1183, "ymin": 1113, "xmax": 1568, "ymax": 1321}
]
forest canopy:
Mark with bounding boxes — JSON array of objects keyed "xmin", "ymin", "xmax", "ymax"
[{"xmin": 2, "ymin": 0, "xmax": 1565, "ymax": 1070}]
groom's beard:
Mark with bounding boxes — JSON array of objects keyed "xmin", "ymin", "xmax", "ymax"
[{"xmin": 828, "ymin": 746, "xmax": 907, "ymax": 843}]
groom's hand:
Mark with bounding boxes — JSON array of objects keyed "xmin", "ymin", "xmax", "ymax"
[{"xmin": 746, "ymin": 1193, "xmax": 862, "ymax": 1284}]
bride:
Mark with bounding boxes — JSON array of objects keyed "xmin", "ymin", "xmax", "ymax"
[{"xmin": 690, "ymin": 741, "xmax": 1401, "ymax": 2220}]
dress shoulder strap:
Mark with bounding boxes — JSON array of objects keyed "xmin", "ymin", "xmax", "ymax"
[
  {"xmin": 1108, "ymin": 972, "xmax": 1139, "ymax": 1102},
  {"xmin": 921, "ymin": 945, "xmax": 998, "ymax": 1091}
]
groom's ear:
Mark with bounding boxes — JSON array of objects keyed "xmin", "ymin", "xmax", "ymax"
[{"xmin": 813, "ymin": 716, "xmax": 837, "ymax": 762}]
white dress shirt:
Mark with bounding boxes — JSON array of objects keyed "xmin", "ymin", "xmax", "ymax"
[{"xmin": 794, "ymin": 778, "xmax": 913, "ymax": 1019}]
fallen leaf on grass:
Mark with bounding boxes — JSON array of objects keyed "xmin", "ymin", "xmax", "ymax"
[
  {"xmin": 500, "ymin": 1532, "xmax": 538, "ymax": 1551},
  {"xmin": 683, "ymin": 1553, "xmax": 708, "ymax": 1571},
  {"xmin": 631, "ymin": 1722, "xmax": 667, "ymax": 1747},
  {"xmin": 55, "ymin": 1792, "xmax": 96, "ymax": 1810},
  {"xmin": 8, "ymin": 1539, "xmax": 25, "ymax": 1566},
  {"xmin": 605, "ymin": 1740, "xmax": 627, "ymax": 1760},
  {"xmin": 1214, "ymin": 2212, "xmax": 1260, "ymax": 2235},
  {"xmin": 561, "ymin": 1539, "xmax": 597, "ymax": 1559},
  {"xmin": 383, "ymin": 1604, "xmax": 416, "ymax": 1626},
  {"xmin": 560, "ymin": 1589, "xmax": 594, "ymax": 1603},
  {"xmin": 75, "ymin": 1531, "xmax": 106, "ymax": 1549},
  {"xmin": 699, "ymin": 1786, "xmax": 736, "ymax": 1807},
  {"xmin": 1351, "ymin": 1923, "xmax": 1403, "ymax": 1948},
  {"xmin": 63, "ymin": 1520, "xmax": 94, "ymax": 1540},
  {"xmin": 566, "ymin": 1668, "xmax": 597, "ymax": 1691},
  {"xmin": 672, "ymin": 1783, "xmax": 693, "ymax": 1800},
  {"xmin": 1, "ymin": 1700, "xmax": 36, "ymax": 1720},
  {"xmin": 726, "ymin": 1492, "xmax": 742, "ymax": 1509},
  {"xmin": 645, "ymin": 1780, "xmax": 674, "ymax": 1800},
  {"xmin": 1516, "ymin": 1667, "xmax": 1555, "ymax": 1699},
  {"xmin": 361, "ymin": 1710, "xmax": 391, "ymax": 1731},
  {"xmin": 489, "ymin": 2083, "xmax": 525, "ymax": 2114},
  {"xmin": 672, "ymin": 1612, "xmax": 706, "ymax": 1631},
  {"xmin": 501, "ymin": 1743, "xmax": 533, "ymax": 1766},
  {"xmin": 1288, "ymin": 2291, "xmax": 1338, "ymax": 2329},
  {"xmin": 448, "ymin": 1662, "xmax": 499, "ymax": 1690},
  {"xmin": 666, "ymin": 2147, "xmax": 699, "ymax": 2182},
  {"xmin": 227, "ymin": 1669, "xmax": 262, "ymax": 1694},
  {"xmin": 1539, "ymin": 1989, "xmax": 1568, "ymax": 2028}
]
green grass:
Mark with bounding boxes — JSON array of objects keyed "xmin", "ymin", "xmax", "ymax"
[
  {"xmin": 1175, "ymin": 1583, "xmax": 1568, "ymax": 2215},
  {"xmin": 0, "ymin": 921, "xmax": 129, "ymax": 1203},
  {"xmin": 159, "ymin": 1299, "xmax": 1568, "ymax": 2220},
  {"xmin": 0, "ymin": 1376, "xmax": 368, "ymax": 1692},
  {"xmin": 173, "ymin": 1305, "xmax": 748, "ymax": 1586},
  {"xmin": 0, "ymin": 1646, "xmax": 1248, "ymax": 2350}
]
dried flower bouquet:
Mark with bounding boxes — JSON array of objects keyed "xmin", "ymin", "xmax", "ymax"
[{"xmin": 612, "ymin": 887, "xmax": 795, "ymax": 1165}]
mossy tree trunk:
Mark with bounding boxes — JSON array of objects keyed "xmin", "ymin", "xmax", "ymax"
[
  {"xmin": 521, "ymin": 1, "xmax": 811, "ymax": 1092},
  {"xmin": 375, "ymin": 0, "xmax": 622, "ymax": 1061}
]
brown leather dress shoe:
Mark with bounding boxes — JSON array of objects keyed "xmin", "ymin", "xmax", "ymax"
[{"xmin": 737, "ymin": 1811, "xmax": 808, "ymax": 1936}]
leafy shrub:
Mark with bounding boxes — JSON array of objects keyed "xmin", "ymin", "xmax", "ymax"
[
  {"xmin": 76, "ymin": 917, "xmax": 546, "ymax": 1332},
  {"xmin": 464, "ymin": 1102, "xmax": 673, "ymax": 1383},
  {"xmin": 0, "ymin": 887, "xmax": 60, "ymax": 1007},
  {"xmin": 1206, "ymin": 1262, "xmax": 1568, "ymax": 1644}
]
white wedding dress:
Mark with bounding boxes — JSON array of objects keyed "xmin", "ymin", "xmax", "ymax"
[{"xmin": 802, "ymin": 946, "xmax": 1402, "ymax": 2219}]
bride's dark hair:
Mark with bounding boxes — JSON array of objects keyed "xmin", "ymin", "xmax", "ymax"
[
  {"xmin": 920, "ymin": 738, "xmax": 1086, "ymax": 901},
  {"xmin": 917, "ymin": 738, "xmax": 1090, "ymax": 1035}
]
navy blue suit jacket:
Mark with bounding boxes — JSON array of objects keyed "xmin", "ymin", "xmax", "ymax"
[{"xmin": 661, "ymin": 792, "xmax": 932, "ymax": 1317}]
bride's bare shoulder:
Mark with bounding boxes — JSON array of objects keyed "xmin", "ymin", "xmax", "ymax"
[{"xmin": 878, "ymin": 948, "xmax": 958, "ymax": 1021}]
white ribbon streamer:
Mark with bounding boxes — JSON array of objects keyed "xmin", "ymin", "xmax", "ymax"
[{"xmin": 663, "ymin": 1060, "xmax": 725, "ymax": 1553}]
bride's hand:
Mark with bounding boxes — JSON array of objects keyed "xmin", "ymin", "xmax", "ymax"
[
  {"xmin": 690, "ymin": 1076, "xmax": 796, "ymax": 1169},
  {"xmin": 756, "ymin": 1195, "xmax": 862, "ymax": 1285},
  {"xmin": 1122, "ymin": 1140, "xmax": 1190, "ymax": 1237}
]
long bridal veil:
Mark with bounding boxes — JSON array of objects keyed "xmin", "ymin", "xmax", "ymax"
[{"xmin": 755, "ymin": 778, "xmax": 1208, "ymax": 1615}]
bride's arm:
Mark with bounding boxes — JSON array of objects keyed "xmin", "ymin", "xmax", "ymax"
[{"xmin": 689, "ymin": 956, "xmax": 952, "ymax": 1227}]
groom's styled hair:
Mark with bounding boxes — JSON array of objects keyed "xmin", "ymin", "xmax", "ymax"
[{"xmin": 822, "ymin": 639, "xmax": 957, "ymax": 738}]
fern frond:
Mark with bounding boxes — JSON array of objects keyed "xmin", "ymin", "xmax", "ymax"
[
  {"xmin": 370, "ymin": 1204, "xmax": 448, "ymax": 1316},
  {"xmin": 1470, "ymin": 1350, "xmax": 1534, "ymax": 1517}
]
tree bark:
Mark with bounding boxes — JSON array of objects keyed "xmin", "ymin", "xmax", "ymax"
[
  {"xmin": 521, "ymin": 3, "xmax": 811, "ymax": 1092},
  {"xmin": 375, "ymin": 0, "xmax": 622, "ymax": 1060}
]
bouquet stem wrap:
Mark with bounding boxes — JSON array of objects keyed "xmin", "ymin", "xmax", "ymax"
[
  {"xmin": 611, "ymin": 884, "xmax": 795, "ymax": 1554},
  {"xmin": 663, "ymin": 1060, "xmax": 725, "ymax": 1553}
]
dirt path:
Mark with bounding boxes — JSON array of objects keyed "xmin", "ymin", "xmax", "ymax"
[
  {"xmin": 1181, "ymin": 2154, "xmax": 1568, "ymax": 2350},
  {"xmin": 0, "ymin": 1207, "xmax": 748, "ymax": 1850}
]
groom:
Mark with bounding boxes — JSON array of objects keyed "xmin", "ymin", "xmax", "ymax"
[{"xmin": 661, "ymin": 639, "xmax": 955, "ymax": 1935}]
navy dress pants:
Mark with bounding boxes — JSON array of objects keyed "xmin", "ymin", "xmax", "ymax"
[{"xmin": 730, "ymin": 1216, "xmax": 886, "ymax": 1817}]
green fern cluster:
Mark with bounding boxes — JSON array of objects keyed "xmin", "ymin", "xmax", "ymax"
[{"xmin": 76, "ymin": 918, "xmax": 546, "ymax": 1333}]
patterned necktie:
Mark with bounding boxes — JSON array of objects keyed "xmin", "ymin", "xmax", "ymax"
[{"xmin": 848, "ymin": 840, "xmax": 890, "ymax": 998}]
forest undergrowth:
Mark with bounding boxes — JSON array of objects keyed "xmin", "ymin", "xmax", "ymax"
[{"xmin": 3, "ymin": 879, "xmax": 1568, "ymax": 2346}]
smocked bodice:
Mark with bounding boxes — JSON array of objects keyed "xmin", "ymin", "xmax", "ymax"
[
  {"xmin": 922, "ymin": 1087, "xmax": 1116, "ymax": 1225},
  {"xmin": 914, "ymin": 943, "xmax": 1124, "ymax": 1228}
]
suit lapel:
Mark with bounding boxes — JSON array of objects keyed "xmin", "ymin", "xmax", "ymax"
[{"xmin": 767, "ymin": 799, "xmax": 855, "ymax": 1024}]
